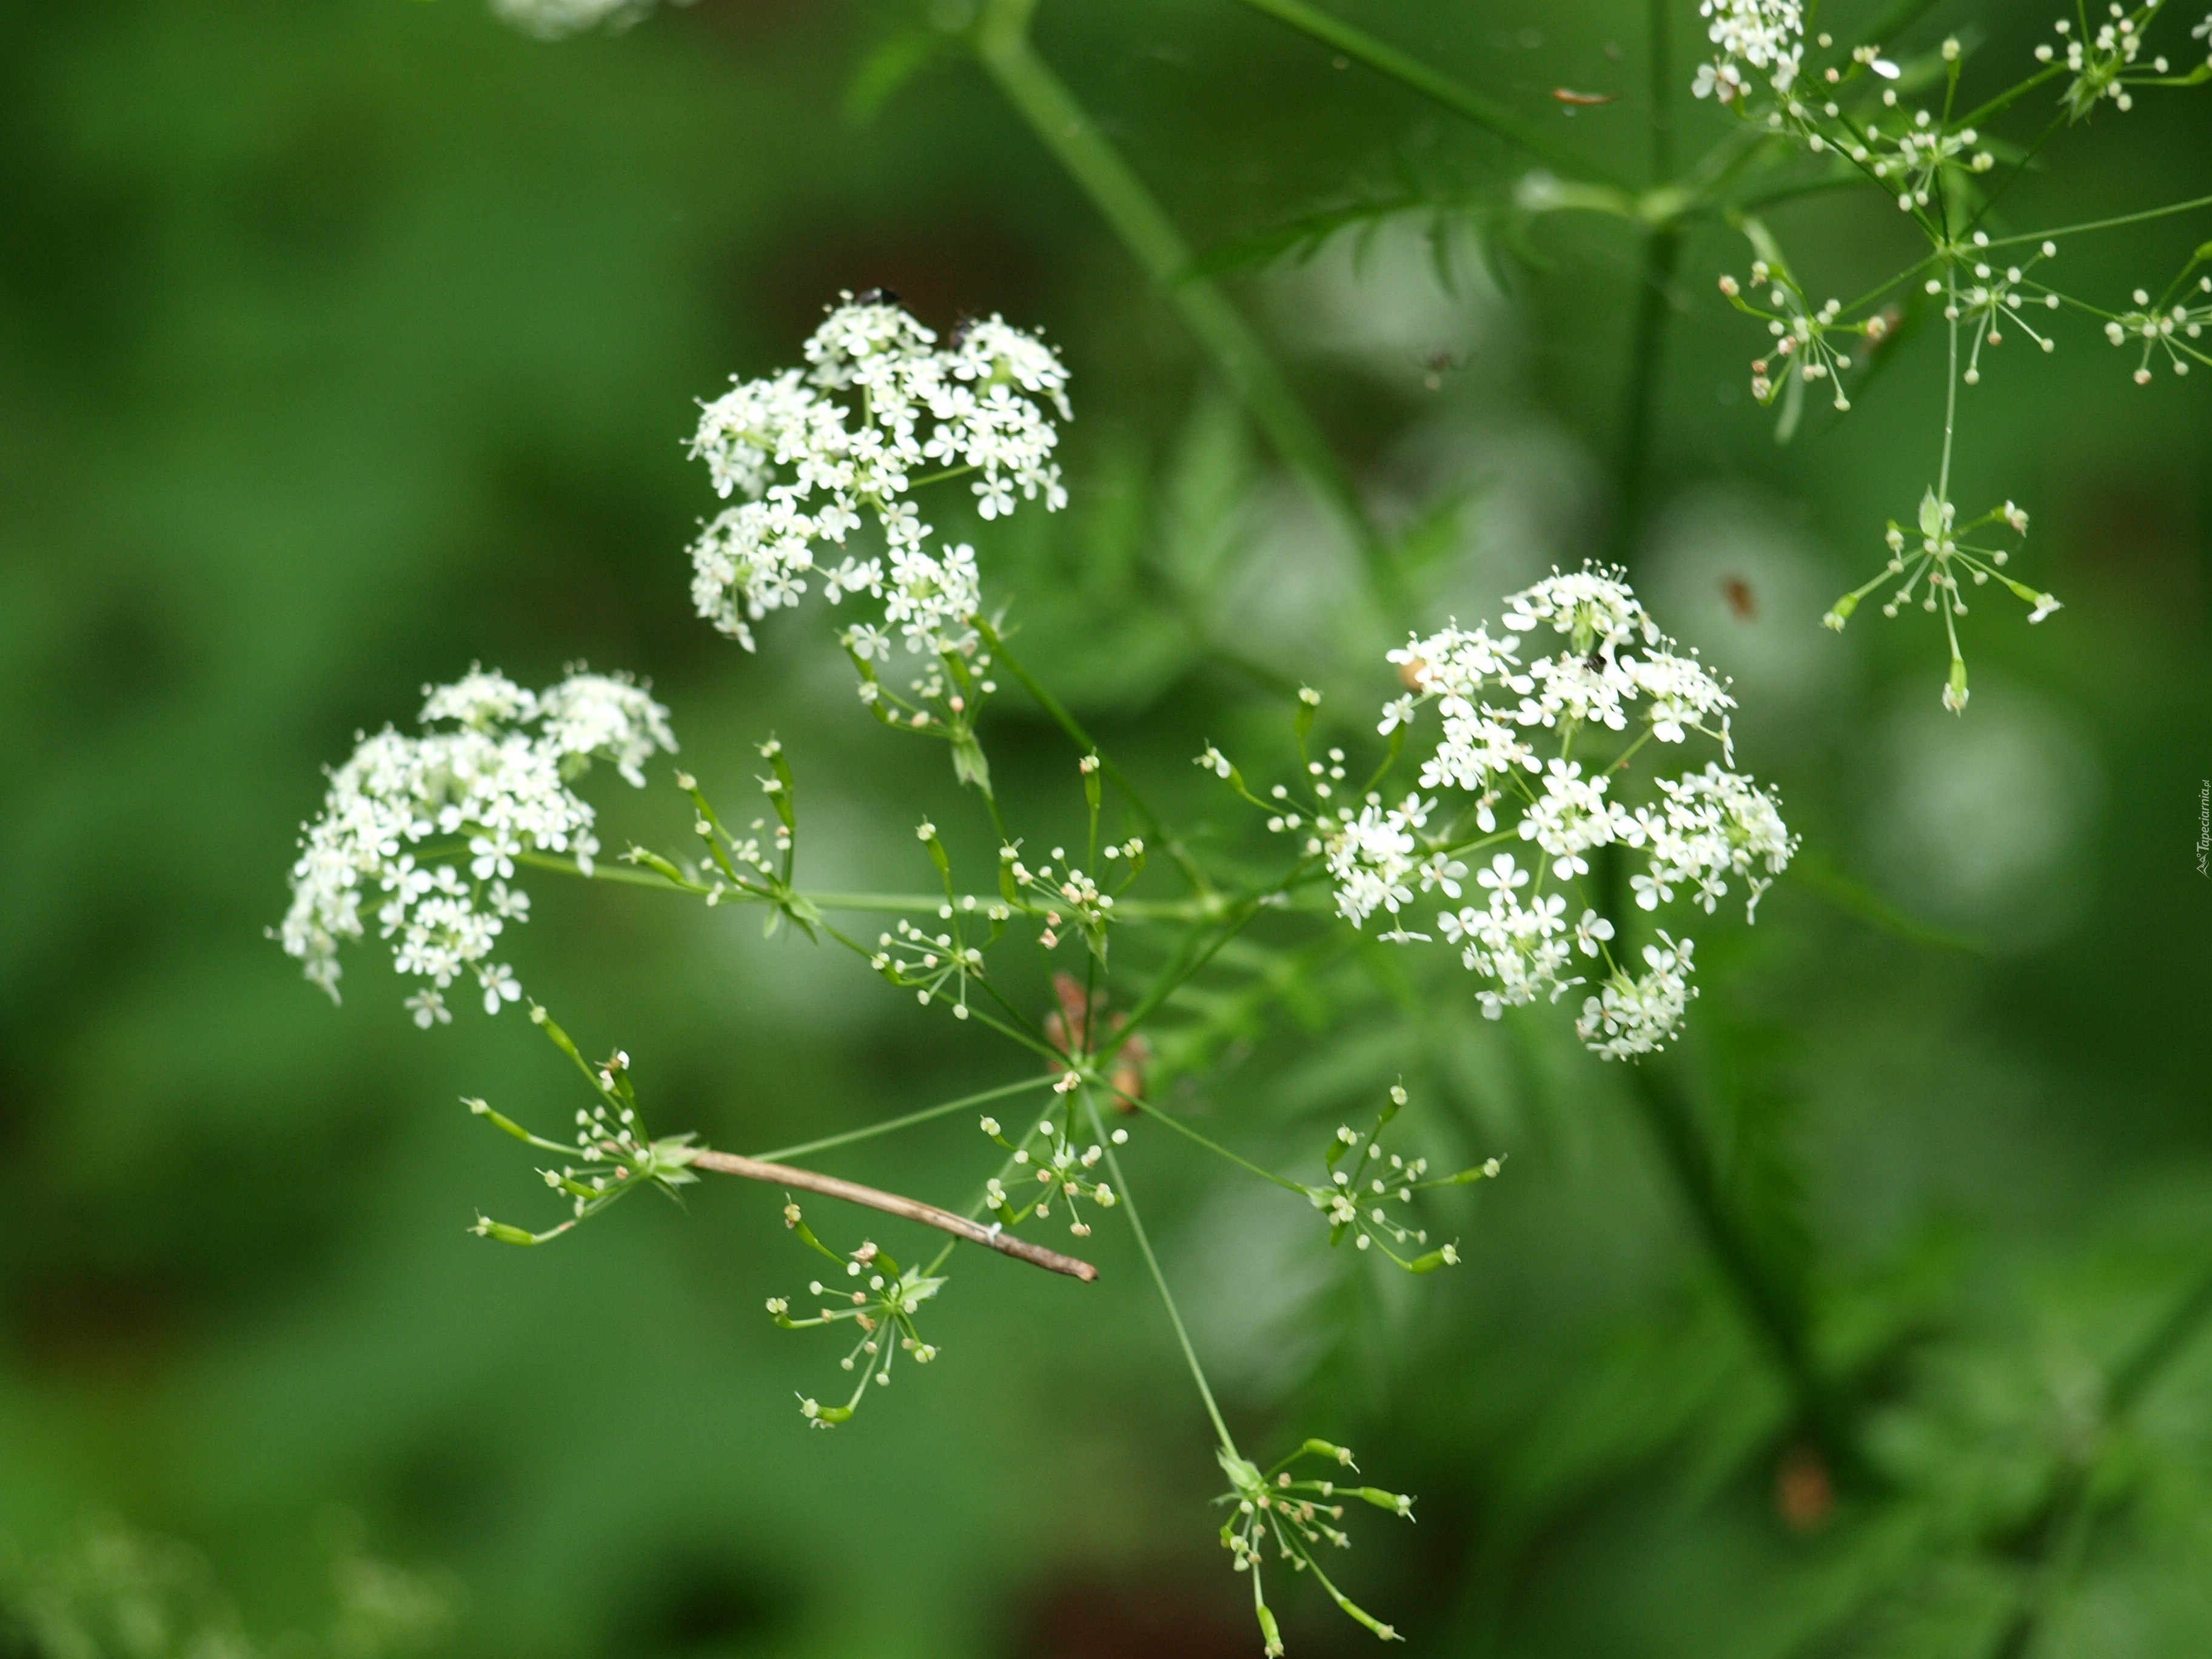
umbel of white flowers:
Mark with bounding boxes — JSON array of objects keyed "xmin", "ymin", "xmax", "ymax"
[
  {"xmin": 1328, "ymin": 568, "xmax": 1798, "ymax": 1061},
  {"xmin": 276, "ymin": 666, "xmax": 678, "ymax": 1026},
  {"xmin": 1694, "ymin": 0, "xmax": 1805, "ymax": 102},
  {"xmin": 488, "ymin": 0, "xmax": 659, "ymax": 39},
  {"xmin": 686, "ymin": 295, "xmax": 1070, "ymax": 659}
]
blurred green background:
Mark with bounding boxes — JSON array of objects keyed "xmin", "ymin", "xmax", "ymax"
[{"xmin": 3, "ymin": 0, "xmax": 2211, "ymax": 1655}]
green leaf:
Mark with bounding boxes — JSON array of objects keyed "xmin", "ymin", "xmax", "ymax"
[
  {"xmin": 1919, "ymin": 488, "xmax": 1946, "ymax": 539},
  {"xmin": 950, "ymin": 732, "xmax": 992, "ymax": 794}
]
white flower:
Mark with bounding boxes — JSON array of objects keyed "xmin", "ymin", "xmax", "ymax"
[
  {"xmin": 686, "ymin": 297, "xmax": 1067, "ymax": 661},
  {"xmin": 477, "ymin": 962, "xmax": 522, "ymax": 1015},
  {"xmin": 278, "ymin": 665, "xmax": 676, "ymax": 1021},
  {"xmin": 1577, "ymin": 934, "xmax": 1699, "ymax": 1060},
  {"xmin": 490, "ymin": 0, "xmax": 651, "ymax": 39},
  {"xmin": 1347, "ymin": 565, "xmax": 1794, "ymax": 1062},
  {"xmin": 1517, "ymin": 759, "xmax": 1629, "ymax": 880},
  {"xmin": 1635, "ymin": 763, "xmax": 1798, "ymax": 920},
  {"xmin": 537, "ymin": 671, "xmax": 680, "ymax": 786},
  {"xmin": 1475, "ymin": 853, "xmax": 1528, "ymax": 896},
  {"xmin": 1695, "ymin": 0, "xmax": 1803, "ymax": 99},
  {"xmin": 1327, "ymin": 795, "xmax": 1433, "ymax": 926},
  {"xmin": 404, "ymin": 988, "xmax": 451, "ymax": 1029}
]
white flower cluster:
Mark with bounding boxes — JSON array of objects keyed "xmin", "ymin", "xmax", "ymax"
[
  {"xmin": 1693, "ymin": 0, "xmax": 1804, "ymax": 102},
  {"xmin": 279, "ymin": 666, "xmax": 677, "ymax": 1022},
  {"xmin": 1327, "ymin": 567, "xmax": 1795, "ymax": 1059},
  {"xmin": 1577, "ymin": 933, "xmax": 1697, "ymax": 1061},
  {"xmin": 687, "ymin": 296, "xmax": 1070, "ymax": 657},
  {"xmin": 489, "ymin": 0, "xmax": 652, "ymax": 40}
]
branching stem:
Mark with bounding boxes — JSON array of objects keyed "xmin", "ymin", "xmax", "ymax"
[{"xmin": 691, "ymin": 1148, "xmax": 1099, "ymax": 1280}]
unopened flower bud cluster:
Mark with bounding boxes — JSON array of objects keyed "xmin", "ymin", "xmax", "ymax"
[
  {"xmin": 771, "ymin": 1218, "xmax": 947, "ymax": 1429},
  {"xmin": 980, "ymin": 1113, "xmax": 1118, "ymax": 1238}
]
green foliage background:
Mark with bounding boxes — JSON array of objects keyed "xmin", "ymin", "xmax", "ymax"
[{"xmin": 2, "ymin": 1, "xmax": 2210, "ymax": 1655}]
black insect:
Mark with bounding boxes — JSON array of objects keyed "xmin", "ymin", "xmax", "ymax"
[
  {"xmin": 1721, "ymin": 575, "xmax": 1758, "ymax": 621},
  {"xmin": 855, "ymin": 287, "xmax": 902, "ymax": 305}
]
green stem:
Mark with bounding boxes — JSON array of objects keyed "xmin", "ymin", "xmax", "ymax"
[
  {"xmin": 1120, "ymin": 1093, "xmax": 1310, "ymax": 1195},
  {"xmin": 1939, "ymin": 266, "xmax": 1959, "ymax": 504},
  {"xmin": 2106, "ymin": 1255, "xmax": 2212, "ymax": 1418},
  {"xmin": 751, "ymin": 1074, "xmax": 1058, "ymax": 1162},
  {"xmin": 1614, "ymin": 226, "xmax": 1683, "ymax": 568},
  {"xmin": 1985, "ymin": 189, "xmax": 2212, "ymax": 249},
  {"xmin": 515, "ymin": 850, "xmax": 1213, "ymax": 922},
  {"xmin": 1951, "ymin": 62, "xmax": 2066, "ymax": 132},
  {"xmin": 1625, "ymin": 1061, "xmax": 1869, "ymax": 1483},
  {"xmin": 1229, "ymin": 0, "xmax": 1618, "ymax": 184},
  {"xmin": 1085, "ymin": 1090, "xmax": 1239, "ymax": 1456},
  {"xmin": 972, "ymin": 0, "xmax": 1401, "ymax": 612}
]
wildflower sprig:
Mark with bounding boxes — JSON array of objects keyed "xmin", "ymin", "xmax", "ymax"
[
  {"xmin": 1216, "ymin": 1439, "xmax": 1415, "ymax": 1653},
  {"xmin": 465, "ymin": 1006, "xmax": 700, "ymax": 1246},
  {"xmin": 1717, "ymin": 255, "xmax": 1886, "ymax": 424},
  {"xmin": 976, "ymin": 1108, "xmax": 1118, "ymax": 1239},
  {"xmin": 1313, "ymin": 568, "xmax": 1793, "ymax": 1057},
  {"xmin": 619, "ymin": 756, "xmax": 825, "ymax": 941},
  {"xmin": 1682, "ymin": 5, "xmax": 2212, "ymax": 705},
  {"xmin": 1956, "ymin": 238, "xmax": 2066, "ymax": 383},
  {"xmin": 2037, "ymin": 2, "xmax": 2212, "ymax": 120},
  {"xmin": 1826, "ymin": 491, "xmax": 2054, "ymax": 713},
  {"xmin": 771, "ymin": 1219, "xmax": 947, "ymax": 1428},
  {"xmin": 686, "ymin": 294, "xmax": 1066, "ymax": 663},
  {"xmin": 1309, "ymin": 1085, "xmax": 1496, "ymax": 1270},
  {"xmin": 277, "ymin": 665, "xmax": 678, "ymax": 1021},
  {"xmin": 2101, "ymin": 252, "xmax": 2212, "ymax": 380},
  {"xmin": 1199, "ymin": 686, "xmax": 1418, "ymax": 924},
  {"xmin": 999, "ymin": 839, "xmax": 1131, "ymax": 960}
]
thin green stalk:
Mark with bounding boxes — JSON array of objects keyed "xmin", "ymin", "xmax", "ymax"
[
  {"xmin": 1647, "ymin": 0, "xmax": 1674, "ymax": 184},
  {"xmin": 1229, "ymin": 0, "xmax": 1618, "ymax": 184},
  {"xmin": 2106, "ymin": 1256, "xmax": 2212, "ymax": 1418},
  {"xmin": 1085, "ymin": 1090, "xmax": 1239, "ymax": 1455},
  {"xmin": 1626, "ymin": 1061, "xmax": 1869, "ymax": 1484},
  {"xmin": 1938, "ymin": 266, "xmax": 1960, "ymax": 504},
  {"xmin": 1952, "ymin": 62, "xmax": 2066, "ymax": 133},
  {"xmin": 516, "ymin": 850, "xmax": 1211, "ymax": 922},
  {"xmin": 1614, "ymin": 226, "xmax": 1683, "ymax": 568},
  {"xmin": 751, "ymin": 1074, "xmax": 1057, "ymax": 1162},
  {"xmin": 1120, "ymin": 1092, "xmax": 1310, "ymax": 1195},
  {"xmin": 1984, "ymin": 189, "xmax": 2212, "ymax": 249},
  {"xmin": 971, "ymin": 0, "xmax": 1401, "ymax": 613}
]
